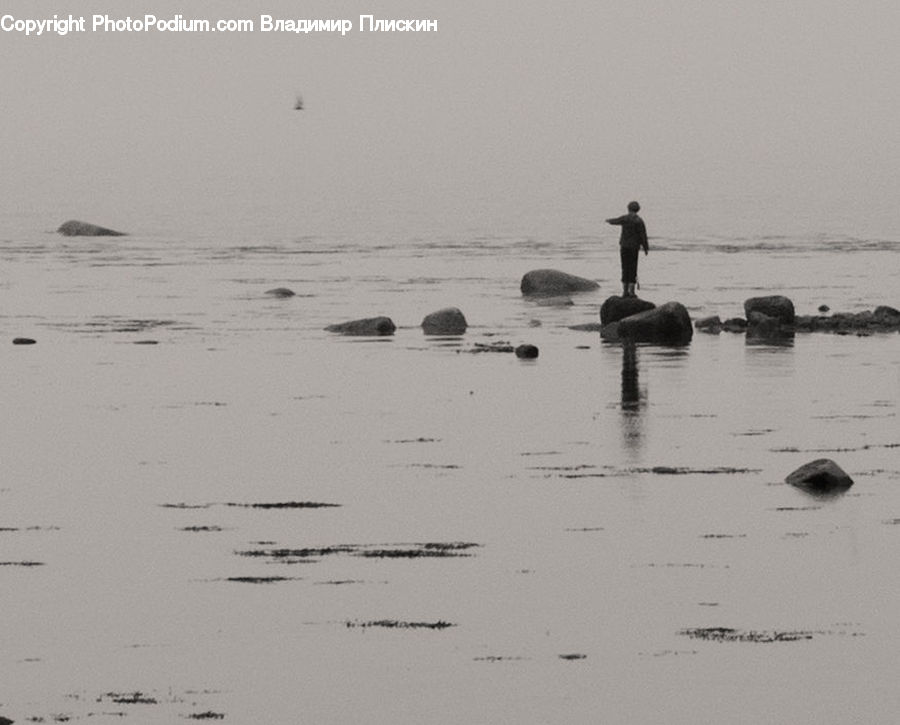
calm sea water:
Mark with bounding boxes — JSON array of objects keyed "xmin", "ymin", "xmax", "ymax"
[{"xmin": 1, "ymin": 203, "xmax": 898, "ymax": 723}]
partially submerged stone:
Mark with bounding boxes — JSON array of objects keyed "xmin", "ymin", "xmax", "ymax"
[
  {"xmin": 57, "ymin": 219, "xmax": 126, "ymax": 237},
  {"xmin": 515, "ymin": 344, "xmax": 539, "ymax": 358},
  {"xmin": 265, "ymin": 287, "xmax": 296, "ymax": 298},
  {"xmin": 744, "ymin": 295, "xmax": 795, "ymax": 325},
  {"xmin": 422, "ymin": 307, "xmax": 467, "ymax": 335},
  {"xmin": 600, "ymin": 296, "xmax": 656, "ymax": 325},
  {"xmin": 786, "ymin": 458, "xmax": 854, "ymax": 493},
  {"xmin": 695, "ymin": 315, "xmax": 723, "ymax": 334},
  {"xmin": 601, "ymin": 301, "xmax": 693, "ymax": 345},
  {"xmin": 325, "ymin": 317, "xmax": 396, "ymax": 336},
  {"xmin": 520, "ymin": 269, "xmax": 599, "ymax": 296},
  {"xmin": 746, "ymin": 311, "xmax": 793, "ymax": 342}
]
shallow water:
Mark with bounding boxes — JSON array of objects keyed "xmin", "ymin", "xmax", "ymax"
[{"xmin": 1, "ymin": 214, "xmax": 898, "ymax": 723}]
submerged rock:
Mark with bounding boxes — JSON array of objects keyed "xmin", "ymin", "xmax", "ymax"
[
  {"xmin": 722, "ymin": 318, "xmax": 748, "ymax": 333},
  {"xmin": 422, "ymin": 307, "xmax": 467, "ymax": 335},
  {"xmin": 57, "ymin": 219, "xmax": 126, "ymax": 237},
  {"xmin": 601, "ymin": 301, "xmax": 693, "ymax": 345},
  {"xmin": 599, "ymin": 295, "xmax": 656, "ymax": 325},
  {"xmin": 786, "ymin": 458, "xmax": 854, "ymax": 493},
  {"xmin": 744, "ymin": 295, "xmax": 795, "ymax": 325},
  {"xmin": 694, "ymin": 315, "xmax": 723, "ymax": 334},
  {"xmin": 520, "ymin": 269, "xmax": 599, "ymax": 296},
  {"xmin": 515, "ymin": 344, "xmax": 539, "ymax": 359},
  {"xmin": 325, "ymin": 317, "xmax": 396, "ymax": 336},
  {"xmin": 265, "ymin": 287, "xmax": 296, "ymax": 298},
  {"xmin": 746, "ymin": 311, "xmax": 794, "ymax": 342}
]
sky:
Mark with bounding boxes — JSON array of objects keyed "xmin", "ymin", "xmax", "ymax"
[{"xmin": 3, "ymin": 0, "xmax": 900, "ymax": 239}]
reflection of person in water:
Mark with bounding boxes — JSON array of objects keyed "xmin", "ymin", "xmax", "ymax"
[
  {"xmin": 606, "ymin": 201, "xmax": 649, "ymax": 298},
  {"xmin": 620, "ymin": 341, "xmax": 644, "ymax": 453},
  {"xmin": 621, "ymin": 340, "xmax": 640, "ymax": 411}
]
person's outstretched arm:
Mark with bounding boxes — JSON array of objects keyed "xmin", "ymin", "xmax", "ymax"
[{"xmin": 606, "ymin": 216, "xmax": 625, "ymax": 225}]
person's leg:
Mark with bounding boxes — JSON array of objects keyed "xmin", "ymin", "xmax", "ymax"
[{"xmin": 621, "ymin": 248, "xmax": 638, "ymax": 296}]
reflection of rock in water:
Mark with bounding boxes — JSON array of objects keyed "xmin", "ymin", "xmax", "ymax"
[{"xmin": 620, "ymin": 341, "xmax": 645, "ymax": 453}]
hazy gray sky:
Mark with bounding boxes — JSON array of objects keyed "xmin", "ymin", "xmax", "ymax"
[{"xmin": 3, "ymin": 0, "xmax": 900, "ymax": 238}]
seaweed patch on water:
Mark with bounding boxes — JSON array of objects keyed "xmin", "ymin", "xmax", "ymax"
[
  {"xmin": 474, "ymin": 655, "xmax": 530, "ymax": 663},
  {"xmin": 401, "ymin": 463, "xmax": 461, "ymax": 470},
  {"xmin": 356, "ymin": 542, "xmax": 480, "ymax": 558},
  {"xmin": 680, "ymin": 627, "xmax": 814, "ymax": 643},
  {"xmin": 160, "ymin": 502, "xmax": 215, "ymax": 510},
  {"xmin": 772, "ymin": 442, "xmax": 900, "ymax": 453},
  {"xmin": 224, "ymin": 501, "xmax": 341, "ymax": 509},
  {"xmin": 558, "ymin": 653, "xmax": 587, "ymax": 660},
  {"xmin": 0, "ymin": 560, "xmax": 44, "ymax": 567},
  {"xmin": 700, "ymin": 533, "xmax": 747, "ymax": 539},
  {"xmin": 236, "ymin": 541, "xmax": 480, "ymax": 563},
  {"xmin": 186, "ymin": 712, "xmax": 226, "ymax": 720},
  {"xmin": 638, "ymin": 562, "xmax": 727, "ymax": 569},
  {"xmin": 179, "ymin": 525, "xmax": 227, "ymax": 532},
  {"xmin": 162, "ymin": 501, "xmax": 340, "ymax": 510},
  {"xmin": 388, "ymin": 437, "xmax": 441, "ymax": 444},
  {"xmin": 224, "ymin": 576, "xmax": 302, "ymax": 584},
  {"xmin": 628, "ymin": 466, "xmax": 761, "ymax": 475},
  {"xmin": 102, "ymin": 691, "xmax": 159, "ymax": 704},
  {"xmin": 345, "ymin": 619, "xmax": 455, "ymax": 630}
]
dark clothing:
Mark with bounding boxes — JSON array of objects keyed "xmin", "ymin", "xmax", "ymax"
[
  {"xmin": 620, "ymin": 246, "xmax": 639, "ymax": 284},
  {"xmin": 606, "ymin": 212, "xmax": 649, "ymax": 252},
  {"xmin": 607, "ymin": 212, "xmax": 649, "ymax": 284}
]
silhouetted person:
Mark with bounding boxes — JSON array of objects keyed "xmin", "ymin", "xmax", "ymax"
[{"xmin": 606, "ymin": 201, "xmax": 648, "ymax": 297}]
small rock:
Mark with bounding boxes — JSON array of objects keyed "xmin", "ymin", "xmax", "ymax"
[
  {"xmin": 818, "ymin": 304, "xmax": 830, "ymax": 313},
  {"xmin": 695, "ymin": 315, "xmax": 723, "ymax": 333},
  {"xmin": 325, "ymin": 317, "xmax": 396, "ymax": 336},
  {"xmin": 515, "ymin": 344, "xmax": 539, "ymax": 359},
  {"xmin": 12, "ymin": 337, "xmax": 36, "ymax": 345},
  {"xmin": 786, "ymin": 458, "xmax": 854, "ymax": 492},
  {"xmin": 265, "ymin": 287, "xmax": 296, "ymax": 298},
  {"xmin": 520, "ymin": 269, "xmax": 599, "ymax": 296},
  {"xmin": 744, "ymin": 295, "xmax": 795, "ymax": 325},
  {"xmin": 57, "ymin": 219, "xmax": 126, "ymax": 237},
  {"xmin": 422, "ymin": 307, "xmax": 467, "ymax": 335},
  {"xmin": 873, "ymin": 305, "xmax": 900, "ymax": 326}
]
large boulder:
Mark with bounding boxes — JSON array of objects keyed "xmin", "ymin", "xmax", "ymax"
[
  {"xmin": 325, "ymin": 317, "xmax": 396, "ymax": 336},
  {"xmin": 600, "ymin": 296, "xmax": 656, "ymax": 325},
  {"xmin": 601, "ymin": 301, "xmax": 693, "ymax": 345},
  {"xmin": 57, "ymin": 219, "xmax": 126, "ymax": 237},
  {"xmin": 744, "ymin": 295, "xmax": 795, "ymax": 325},
  {"xmin": 422, "ymin": 307, "xmax": 467, "ymax": 335},
  {"xmin": 786, "ymin": 458, "xmax": 853, "ymax": 493},
  {"xmin": 520, "ymin": 269, "xmax": 599, "ymax": 296}
]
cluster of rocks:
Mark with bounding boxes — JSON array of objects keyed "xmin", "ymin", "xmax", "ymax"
[
  {"xmin": 520, "ymin": 268, "xmax": 695, "ymax": 345},
  {"xmin": 322, "ymin": 307, "xmax": 469, "ymax": 337},
  {"xmin": 695, "ymin": 295, "xmax": 900, "ymax": 338}
]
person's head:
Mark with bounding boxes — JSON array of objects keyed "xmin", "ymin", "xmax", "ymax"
[{"xmin": 627, "ymin": 201, "xmax": 640, "ymax": 213}]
